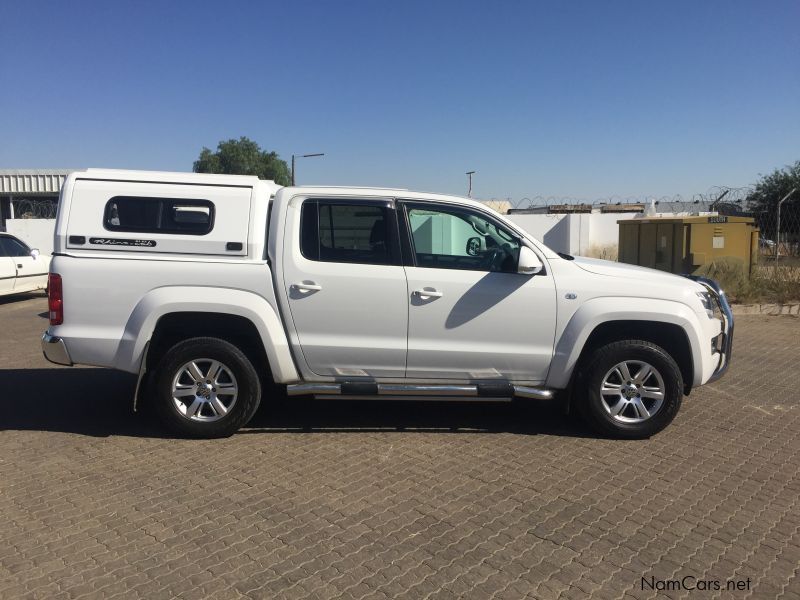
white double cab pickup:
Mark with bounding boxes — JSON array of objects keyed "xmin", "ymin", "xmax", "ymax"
[{"xmin": 42, "ymin": 169, "xmax": 733, "ymax": 438}]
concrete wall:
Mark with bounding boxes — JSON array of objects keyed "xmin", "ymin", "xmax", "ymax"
[
  {"xmin": 507, "ymin": 212, "xmax": 638, "ymax": 255},
  {"xmin": 506, "ymin": 214, "xmax": 569, "ymax": 252},
  {"xmin": 588, "ymin": 213, "xmax": 631, "ymax": 247},
  {"xmin": 5, "ymin": 219, "xmax": 56, "ymax": 255}
]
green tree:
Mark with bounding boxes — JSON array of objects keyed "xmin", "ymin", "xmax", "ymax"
[
  {"xmin": 749, "ymin": 160, "xmax": 800, "ymax": 211},
  {"xmin": 193, "ymin": 137, "xmax": 291, "ymax": 185},
  {"xmin": 748, "ymin": 160, "xmax": 800, "ymax": 240}
]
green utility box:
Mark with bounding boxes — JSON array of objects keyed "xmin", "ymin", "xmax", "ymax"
[{"xmin": 618, "ymin": 215, "xmax": 759, "ymax": 275}]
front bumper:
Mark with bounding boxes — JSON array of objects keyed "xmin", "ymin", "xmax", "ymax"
[
  {"xmin": 688, "ymin": 276, "xmax": 734, "ymax": 383},
  {"xmin": 41, "ymin": 332, "xmax": 73, "ymax": 366}
]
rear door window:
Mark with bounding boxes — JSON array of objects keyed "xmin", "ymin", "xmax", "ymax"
[{"xmin": 300, "ymin": 200, "xmax": 399, "ymax": 265}]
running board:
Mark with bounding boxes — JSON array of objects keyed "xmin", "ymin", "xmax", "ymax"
[{"xmin": 286, "ymin": 382, "xmax": 554, "ymax": 401}]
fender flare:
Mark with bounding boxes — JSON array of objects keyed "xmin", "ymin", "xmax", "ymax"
[
  {"xmin": 546, "ymin": 297, "xmax": 704, "ymax": 389},
  {"xmin": 112, "ymin": 286, "xmax": 300, "ymax": 383}
]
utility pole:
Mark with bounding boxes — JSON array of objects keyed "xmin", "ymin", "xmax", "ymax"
[
  {"xmin": 291, "ymin": 153, "xmax": 325, "ymax": 186},
  {"xmin": 466, "ymin": 171, "xmax": 475, "ymax": 198},
  {"xmin": 775, "ymin": 187, "xmax": 797, "ymax": 274}
]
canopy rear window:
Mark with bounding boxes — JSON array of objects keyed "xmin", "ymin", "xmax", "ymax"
[{"xmin": 104, "ymin": 197, "xmax": 215, "ymax": 235}]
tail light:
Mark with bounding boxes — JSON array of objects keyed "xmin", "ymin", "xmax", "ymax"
[{"xmin": 48, "ymin": 273, "xmax": 63, "ymax": 325}]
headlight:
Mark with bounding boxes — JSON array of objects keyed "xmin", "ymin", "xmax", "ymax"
[{"xmin": 696, "ymin": 291, "xmax": 715, "ymax": 319}]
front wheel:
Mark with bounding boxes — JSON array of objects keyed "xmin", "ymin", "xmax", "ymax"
[
  {"xmin": 153, "ymin": 337, "xmax": 262, "ymax": 438},
  {"xmin": 577, "ymin": 340, "xmax": 683, "ymax": 439}
]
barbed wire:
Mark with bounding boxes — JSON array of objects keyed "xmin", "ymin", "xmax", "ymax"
[
  {"xmin": 489, "ymin": 186, "xmax": 759, "ymax": 213},
  {"xmin": 11, "ymin": 197, "xmax": 58, "ymax": 219}
]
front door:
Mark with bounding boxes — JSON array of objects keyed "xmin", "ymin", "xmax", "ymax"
[
  {"xmin": 401, "ymin": 202, "xmax": 557, "ymax": 382},
  {"xmin": 281, "ymin": 197, "xmax": 408, "ymax": 378}
]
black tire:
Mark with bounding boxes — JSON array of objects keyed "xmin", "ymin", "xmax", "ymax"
[
  {"xmin": 153, "ymin": 337, "xmax": 262, "ymax": 438},
  {"xmin": 576, "ymin": 340, "xmax": 683, "ymax": 439}
]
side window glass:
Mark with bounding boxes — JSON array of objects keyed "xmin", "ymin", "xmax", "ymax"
[
  {"xmin": 300, "ymin": 201, "xmax": 393, "ymax": 265},
  {"xmin": 104, "ymin": 197, "xmax": 214, "ymax": 235},
  {"xmin": 1, "ymin": 237, "xmax": 31, "ymax": 257},
  {"xmin": 406, "ymin": 205, "xmax": 520, "ymax": 272},
  {"xmin": 300, "ymin": 202, "xmax": 319, "ymax": 260}
]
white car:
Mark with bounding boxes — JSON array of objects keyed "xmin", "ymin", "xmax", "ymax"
[
  {"xmin": 0, "ymin": 233, "xmax": 49, "ymax": 297},
  {"xmin": 41, "ymin": 169, "xmax": 733, "ymax": 439}
]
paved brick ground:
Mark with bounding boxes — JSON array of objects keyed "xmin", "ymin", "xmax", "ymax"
[{"xmin": 1, "ymin": 293, "xmax": 798, "ymax": 599}]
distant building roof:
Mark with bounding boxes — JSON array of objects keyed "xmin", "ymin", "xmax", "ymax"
[
  {"xmin": 0, "ymin": 169, "xmax": 74, "ymax": 195},
  {"xmin": 480, "ymin": 200, "xmax": 512, "ymax": 214}
]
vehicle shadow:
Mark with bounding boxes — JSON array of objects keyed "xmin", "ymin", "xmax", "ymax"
[
  {"xmin": 1, "ymin": 368, "xmax": 594, "ymax": 439},
  {"xmin": 0, "ymin": 292, "xmax": 46, "ymax": 306}
]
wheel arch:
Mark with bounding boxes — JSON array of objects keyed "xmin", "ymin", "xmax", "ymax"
[
  {"xmin": 113, "ymin": 286, "xmax": 300, "ymax": 383},
  {"xmin": 147, "ymin": 313, "xmax": 271, "ymax": 380},
  {"xmin": 546, "ymin": 297, "xmax": 703, "ymax": 394},
  {"xmin": 572, "ymin": 320, "xmax": 693, "ymax": 395}
]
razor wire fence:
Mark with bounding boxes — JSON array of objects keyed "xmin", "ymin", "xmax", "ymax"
[
  {"xmin": 495, "ymin": 185, "xmax": 758, "ymax": 214},
  {"xmin": 10, "ymin": 197, "xmax": 58, "ymax": 219}
]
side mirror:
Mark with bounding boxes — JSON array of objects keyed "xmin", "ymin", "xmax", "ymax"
[
  {"xmin": 30, "ymin": 248, "xmax": 40, "ymax": 259},
  {"xmin": 517, "ymin": 246, "xmax": 543, "ymax": 275},
  {"xmin": 465, "ymin": 237, "xmax": 482, "ymax": 256}
]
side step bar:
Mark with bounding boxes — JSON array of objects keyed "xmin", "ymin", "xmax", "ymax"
[{"xmin": 286, "ymin": 382, "xmax": 554, "ymax": 401}]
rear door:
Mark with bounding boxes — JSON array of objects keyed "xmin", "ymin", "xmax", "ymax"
[{"xmin": 281, "ymin": 196, "xmax": 408, "ymax": 378}]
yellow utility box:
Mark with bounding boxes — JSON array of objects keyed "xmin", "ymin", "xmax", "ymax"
[{"xmin": 618, "ymin": 215, "xmax": 759, "ymax": 275}]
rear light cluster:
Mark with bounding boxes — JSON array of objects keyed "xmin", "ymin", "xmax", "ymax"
[{"xmin": 48, "ymin": 273, "xmax": 63, "ymax": 326}]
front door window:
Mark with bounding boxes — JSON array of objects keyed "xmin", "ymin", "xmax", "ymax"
[{"xmin": 406, "ymin": 205, "xmax": 520, "ymax": 272}]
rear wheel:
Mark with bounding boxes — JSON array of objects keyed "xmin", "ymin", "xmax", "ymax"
[
  {"xmin": 577, "ymin": 340, "xmax": 683, "ymax": 439},
  {"xmin": 154, "ymin": 337, "xmax": 262, "ymax": 438}
]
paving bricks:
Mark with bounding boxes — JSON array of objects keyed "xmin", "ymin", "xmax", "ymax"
[{"xmin": 1, "ymin": 295, "xmax": 798, "ymax": 598}]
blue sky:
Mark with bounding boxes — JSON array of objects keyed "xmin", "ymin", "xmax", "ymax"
[{"xmin": 1, "ymin": 0, "xmax": 798, "ymax": 200}]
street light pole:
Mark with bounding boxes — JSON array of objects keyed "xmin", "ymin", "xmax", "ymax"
[
  {"xmin": 775, "ymin": 187, "xmax": 797, "ymax": 274},
  {"xmin": 291, "ymin": 153, "xmax": 325, "ymax": 186},
  {"xmin": 466, "ymin": 171, "xmax": 476, "ymax": 198}
]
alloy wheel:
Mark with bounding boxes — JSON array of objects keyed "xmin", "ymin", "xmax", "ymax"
[
  {"xmin": 171, "ymin": 359, "xmax": 239, "ymax": 422},
  {"xmin": 600, "ymin": 360, "xmax": 665, "ymax": 423}
]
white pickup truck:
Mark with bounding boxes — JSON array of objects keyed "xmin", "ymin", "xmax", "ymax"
[{"xmin": 41, "ymin": 169, "xmax": 733, "ymax": 439}]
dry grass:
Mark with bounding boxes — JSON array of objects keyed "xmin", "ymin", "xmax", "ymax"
[
  {"xmin": 583, "ymin": 243, "xmax": 618, "ymax": 261},
  {"xmin": 695, "ymin": 258, "xmax": 800, "ymax": 304}
]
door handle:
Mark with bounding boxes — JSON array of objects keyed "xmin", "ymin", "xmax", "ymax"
[
  {"xmin": 17, "ymin": 264, "xmax": 23, "ymax": 269},
  {"xmin": 412, "ymin": 288, "xmax": 443, "ymax": 299},
  {"xmin": 292, "ymin": 282, "xmax": 322, "ymax": 292}
]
